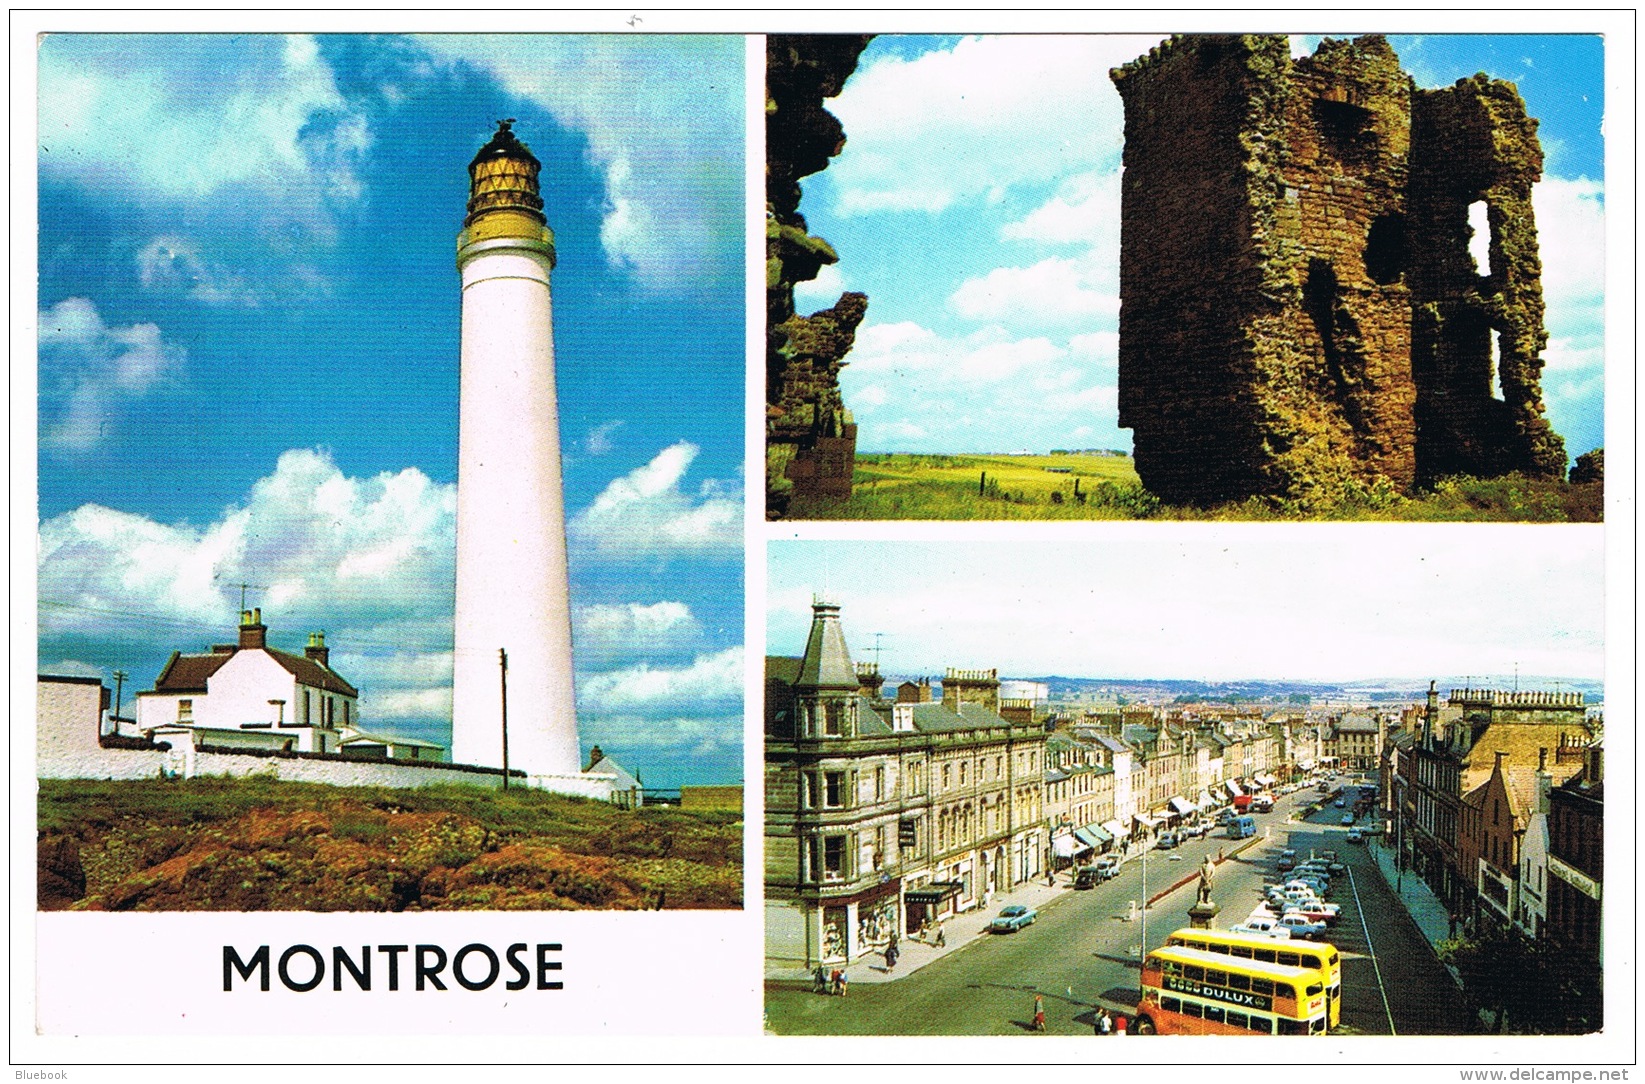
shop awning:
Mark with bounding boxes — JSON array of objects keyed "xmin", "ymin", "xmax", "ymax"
[
  {"xmin": 1169, "ymin": 796, "xmax": 1196, "ymax": 815},
  {"xmin": 1134, "ymin": 813, "xmax": 1160, "ymax": 829},
  {"xmin": 1225, "ymin": 780, "xmax": 1245, "ymax": 798},
  {"xmin": 1075, "ymin": 824, "xmax": 1112, "ymax": 848},
  {"xmin": 1052, "ymin": 834, "xmax": 1085, "ymax": 858},
  {"xmin": 903, "ymin": 881, "xmax": 963, "ymax": 904},
  {"xmin": 1196, "ymin": 792, "xmax": 1217, "ymax": 810},
  {"xmin": 1101, "ymin": 819, "xmax": 1128, "ymax": 839},
  {"xmin": 1255, "ymin": 772, "xmax": 1276, "ymax": 787}
]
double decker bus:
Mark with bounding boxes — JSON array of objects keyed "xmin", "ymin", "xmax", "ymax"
[
  {"xmin": 1136, "ymin": 944, "xmax": 1329, "ymax": 1035},
  {"xmin": 1164, "ymin": 927, "xmax": 1342, "ymax": 1027}
]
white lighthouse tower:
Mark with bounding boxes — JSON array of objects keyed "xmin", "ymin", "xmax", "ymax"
[{"xmin": 451, "ymin": 120, "xmax": 580, "ymax": 781}]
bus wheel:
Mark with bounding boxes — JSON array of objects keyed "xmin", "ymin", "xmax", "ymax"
[{"xmin": 1131, "ymin": 1016, "xmax": 1156, "ymax": 1035}]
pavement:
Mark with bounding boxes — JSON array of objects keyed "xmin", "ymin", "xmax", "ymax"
[
  {"xmin": 764, "ymin": 866, "xmax": 1099, "ymax": 986},
  {"xmin": 765, "ymin": 830, "xmax": 1270, "ymax": 987},
  {"xmin": 1363, "ymin": 835, "xmax": 1460, "ymax": 952}
]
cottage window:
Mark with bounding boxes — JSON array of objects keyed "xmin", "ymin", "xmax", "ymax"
[{"xmin": 177, "ymin": 699, "xmax": 193, "ymax": 722}]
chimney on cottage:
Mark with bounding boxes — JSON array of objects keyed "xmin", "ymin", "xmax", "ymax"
[
  {"xmin": 585, "ymin": 744, "xmax": 604, "ymax": 772},
  {"xmin": 306, "ymin": 631, "xmax": 330, "ymax": 668},
  {"xmin": 239, "ymin": 608, "xmax": 267, "ymax": 650}
]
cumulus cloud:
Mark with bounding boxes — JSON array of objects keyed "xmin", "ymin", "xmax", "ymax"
[
  {"xmin": 793, "ymin": 262, "xmax": 847, "ymax": 313},
  {"xmin": 568, "ymin": 442, "xmax": 741, "ymax": 559},
  {"xmin": 827, "ymin": 35, "xmax": 1152, "ymax": 215},
  {"xmin": 39, "ymin": 34, "xmax": 367, "ymax": 240},
  {"xmin": 949, "ymin": 252, "xmax": 1119, "ymax": 328},
  {"xmin": 576, "ymin": 646, "xmax": 743, "ymax": 717},
  {"xmin": 840, "ymin": 321, "xmax": 1122, "ymax": 453},
  {"xmin": 38, "ymin": 448, "xmax": 458, "ymax": 713},
  {"xmin": 38, "ymin": 297, "xmax": 184, "ymax": 452},
  {"xmin": 413, "ymin": 35, "xmax": 742, "ymax": 288}
]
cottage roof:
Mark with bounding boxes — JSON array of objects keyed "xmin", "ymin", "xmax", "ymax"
[{"xmin": 151, "ymin": 643, "xmax": 357, "ymax": 698}]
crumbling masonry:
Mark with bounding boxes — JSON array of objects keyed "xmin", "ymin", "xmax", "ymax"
[
  {"xmin": 1112, "ymin": 35, "xmax": 1565, "ymax": 505},
  {"xmin": 766, "ymin": 34, "xmax": 873, "ymax": 518}
]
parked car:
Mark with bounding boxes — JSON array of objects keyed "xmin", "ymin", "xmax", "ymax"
[
  {"xmin": 1281, "ymin": 900, "xmax": 1341, "ymax": 925},
  {"xmin": 1334, "ymin": 798, "xmax": 1346, "ymax": 809},
  {"xmin": 1230, "ymin": 918, "xmax": 1294, "ymax": 940},
  {"xmin": 1276, "ymin": 854, "xmax": 1296, "ymax": 872},
  {"xmin": 1073, "ymin": 866, "xmax": 1103, "ymax": 889},
  {"xmin": 1156, "ymin": 831, "xmax": 1179, "ymax": 850},
  {"xmin": 1096, "ymin": 855, "xmax": 1120, "ymax": 879},
  {"xmin": 1273, "ymin": 913, "xmax": 1329, "ymax": 940},
  {"xmin": 989, "ymin": 905, "xmax": 1038, "ymax": 933},
  {"xmin": 1346, "ymin": 828, "xmax": 1364, "ymax": 844},
  {"xmin": 1341, "ymin": 813, "xmax": 1356, "ymax": 826}
]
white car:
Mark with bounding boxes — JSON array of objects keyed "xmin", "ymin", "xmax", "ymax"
[
  {"xmin": 1230, "ymin": 919, "xmax": 1294, "ymax": 940},
  {"xmin": 1273, "ymin": 913, "xmax": 1329, "ymax": 940}
]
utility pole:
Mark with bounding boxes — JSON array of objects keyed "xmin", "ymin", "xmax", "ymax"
[
  {"xmin": 112, "ymin": 669, "xmax": 128, "ymax": 735},
  {"xmin": 499, "ymin": 648, "xmax": 510, "ymax": 790}
]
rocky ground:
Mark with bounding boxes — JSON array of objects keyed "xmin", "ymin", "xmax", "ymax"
[{"xmin": 37, "ymin": 776, "xmax": 742, "ymax": 912}]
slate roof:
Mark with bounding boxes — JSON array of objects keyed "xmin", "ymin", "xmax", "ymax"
[
  {"xmin": 795, "ymin": 603, "xmax": 857, "ymax": 689},
  {"xmin": 152, "ymin": 645, "xmax": 357, "ymax": 697}
]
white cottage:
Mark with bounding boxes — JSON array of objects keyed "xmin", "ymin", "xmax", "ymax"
[{"xmin": 135, "ymin": 610, "xmax": 359, "ymax": 754}]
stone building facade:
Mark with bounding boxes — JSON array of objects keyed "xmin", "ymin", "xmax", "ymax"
[
  {"xmin": 1111, "ymin": 35, "xmax": 1564, "ymax": 506},
  {"xmin": 765, "ymin": 599, "xmax": 1047, "ymax": 968}
]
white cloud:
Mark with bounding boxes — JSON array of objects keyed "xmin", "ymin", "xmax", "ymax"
[
  {"xmin": 38, "ymin": 449, "xmax": 458, "ymax": 711},
  {"xmin": 1001, "ymin": 168, "xmax": 1122, "ymax": 248},
  {"xmin": 576, "ymin": 646, "xmax": 743, "ymax": 716},
  {"xmin": 574, "ymin": 601, "xmax": 703, "ymax": 665},
  {"xmin": 569, "ymin": 443, "xmax": 741, "ymax": 558},
  {"xmin": 136, "ymin": 237, "xmax": 257, "ymax": 307},
  {"xmin": 414, "ymin": 35, "xmax": 741, "ymax": 288},
  {"xmin": 1534, "ymin": 176, "xmax": 1604, "ymax": 367},
  {"xmin": 38, "ymin": 298, "xmax": 184, "ymax": 452},
  {"xmin": 585, "ymin": 419, "xmax": 625, "ymax": 456},
  {"xmin": 949, "ymin": 252, "xmax": 1119, "ymax": 328},
  {"xmin": 793, "ymin": 262, "xmax": 846, "ymax": 313},
  {"xmin": 38, "ymin": 34, "xmax": 366, "ymax": 233},
  {"xmin": 841, "ymin": 321, "xmax": 1122, "ymax": 454},
  {"xmin": 827, "ymin": 35, "xmax": 1154, "ymax": 215}
]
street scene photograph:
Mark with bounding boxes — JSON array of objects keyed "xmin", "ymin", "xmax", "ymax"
[{"xmin": 764, "ymin": 534, "xmax": 1606, "ymax": 1040}]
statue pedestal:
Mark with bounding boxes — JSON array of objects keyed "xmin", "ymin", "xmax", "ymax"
[{"xmin": 1187, "ymin": 900, "xmax": 1221, "ymax": 929}]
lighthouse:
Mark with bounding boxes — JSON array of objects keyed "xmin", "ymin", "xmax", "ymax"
[{"xmin": 450, "ymin": 120, "xmax": 580, "ymax": 780}]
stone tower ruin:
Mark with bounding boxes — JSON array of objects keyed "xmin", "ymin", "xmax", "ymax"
[
  {"xmin": 765, "ymin": 34, "xmax": 873, "ymax": 519},
  {"xmin": 1111, "ymin": 35, "xmax": 1565, "ymax": 505}
]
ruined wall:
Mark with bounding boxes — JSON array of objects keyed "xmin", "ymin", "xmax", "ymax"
[
  {"xmin": 1408, "ymin": 77, "xmax": 1566, "ymax": 484},
  {"xmin": 766, "ymin": 34, "xmax": 873, "ymax": 518},
  {"xmin": 1112, "ymin": 35, "xmax": 1564, "ymax": 506}
]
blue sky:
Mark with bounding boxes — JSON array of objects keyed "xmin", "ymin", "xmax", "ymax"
[
  {"xmin": 795, "ymin": 34, "xmax": 1606, "ymax": 462},
  {"xmin": 36, "ymin": 34, "xmax": 745, "ymax": 788}
]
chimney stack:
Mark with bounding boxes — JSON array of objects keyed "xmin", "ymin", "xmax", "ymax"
[
  {"xmin": 305, "ymin": 631, "xmax": 330, "ymax": 668},
  {"xmin": 239, "ymin": 608, "xmax": 267, "ymax": 650}
]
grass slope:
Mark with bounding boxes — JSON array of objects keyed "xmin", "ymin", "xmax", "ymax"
[
  {"xmin": 788, "ymin": 453, "xmax": 1601, "ymax": 522},
  {"xmin": 37, "ymin": 776, "xmax": 742, "ymax": 912}
]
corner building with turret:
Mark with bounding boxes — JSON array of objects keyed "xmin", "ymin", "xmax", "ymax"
[
  {"xmin": 1111, "ymin": 35, "xmax": 1565, "ymax": 505},
  {"xmin": 766, "ymin": 599, "xmax": 1047, "ymax": 970}
]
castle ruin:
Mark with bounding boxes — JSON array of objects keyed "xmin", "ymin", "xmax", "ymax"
[
  {"xmin": 1112, "ymin": 35, "xmax": 1565, "ymax": 505},
  {"xmin": 765, "ymin": 34, "xmax": 873, "ymax": 518}
]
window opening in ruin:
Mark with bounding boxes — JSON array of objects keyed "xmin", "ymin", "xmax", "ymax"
[
  {"xmin": 1468, "ymin": 200, "xmax": 1493, "ymax": 277},
  {"xmin": 1313, "ymin": 97, "xmax": 1376, "ymax": 166},
  {"xmin": 1364, "ymin": 214, "xmax": 1408, "ymax": 285},
  {"xmin": 1490, "ymin": 330, "xmax": 1505, "ymax": 402}
]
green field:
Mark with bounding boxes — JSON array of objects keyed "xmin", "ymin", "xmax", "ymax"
[{"xmin": 785, "ymin": 453, "xmax": 1602, "ymax": 522}]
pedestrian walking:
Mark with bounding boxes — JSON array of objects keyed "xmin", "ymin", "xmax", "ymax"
[
  {"xmin": 837, "ymin": 970, "xmax": 849, "ymax": 998},
  {"xmin": 1032, "ymin": 994, "xmax": 1046, "ymax": 1033},
  {"xmin": 830, "ymin": 969, "xmax": 842, "ymax": 996},
  {"xmin": 1046, "ymin": 868, "xmax": 1055, "ymax": 887},
  {"xmin": 812, "ymin": 965, "xmax": 828, "ymax": 995},
  {"xmin": 884, "ymin": 942, "xmax": 899, "ymax": 971},
  {"xmin": 934, "ymin": 926, "xmax": 946, "ymax": 948},
  {"xmin": 1096, "ymin": 1008, "xmax": 1113, "ymax": 1035},
  {"xmin": 1114, "ymin": 1012, "xmax": 1128, "ymax": 1036}
]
